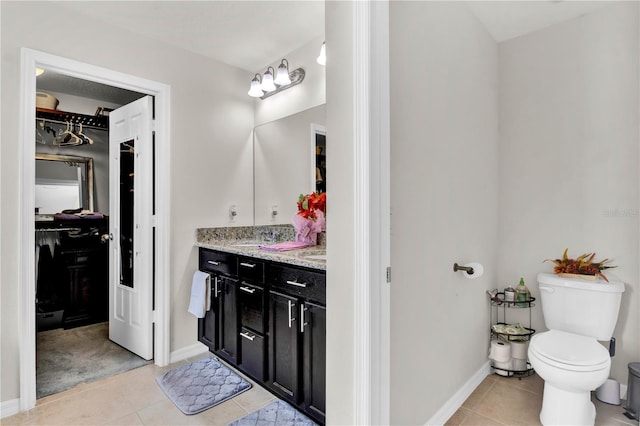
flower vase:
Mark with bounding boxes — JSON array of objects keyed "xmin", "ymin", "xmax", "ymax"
[{"xmin": 292, "ymin": 210, "xmax": 325, "ymax": 246}]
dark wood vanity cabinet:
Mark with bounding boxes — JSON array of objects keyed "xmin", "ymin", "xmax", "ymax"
[
  {"xmin": 267, "ymin": 263, "xmax": 326, "ymax": 425},
  {"xmin": 197, "ymin": 247, "xmax": 326, "ymax": 425},
  {"xmin": 268, "ymin": 290, "xmax": 301, "ymax": 403},
  {"xmin": 198, "ymin": 251, "xmax": 239, "ymax": 364},
  {"xmin": 302, "ymin": 300, "xmax": 326, "ymax": 422}
]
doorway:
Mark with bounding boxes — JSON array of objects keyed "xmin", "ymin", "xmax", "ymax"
[
  {"xmin": 20, "ymin": 48, "xmax": 171, "ymax": 411},
  {"xmin": 34, "ymin": 79, "xmax": 149, "ymax": 397}
]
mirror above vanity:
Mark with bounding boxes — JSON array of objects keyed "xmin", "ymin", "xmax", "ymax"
[{"xmin": 253, "ymin": 104, "xmax": 325, "ymax": 226}]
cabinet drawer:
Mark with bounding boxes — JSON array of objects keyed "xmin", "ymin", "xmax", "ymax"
[
  {"xmin": 238, "ymin": 257, "xmax": 265, "ymax": 283},
  {"xmin": 239, "ymin": 282, "xmax": 265, "ymax": 334},
  {"xmin": 199, "ymin": 249, "xmax": 237, "ymax": 276},
  {"xmin": 268, "ymin": 264, "xmax": 326, "ymax": 304},
  {"xmin": 239, "ymin": 327, "xmax": 266, "ymax": 381}
]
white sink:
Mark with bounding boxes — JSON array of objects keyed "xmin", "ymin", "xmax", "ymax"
[{"xmin": 305, "ymin": 254, "xmax": 327, "ymax": 260}]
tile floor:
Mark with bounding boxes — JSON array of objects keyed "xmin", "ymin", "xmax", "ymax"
[
  {"xmin": 4, "ymin": 359, "xmax": 638, "ymax": 425},
  {"xmin": 446, "ymin": 372, "xmax": 638, "ymax": 426},
  {"xmin": 2, "ymin": 353, "xmax": 277, "ymax": 426}
]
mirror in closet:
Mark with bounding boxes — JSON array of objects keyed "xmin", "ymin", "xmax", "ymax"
[{"xmin": 35, "ymin": 153, "xmax": 94, "ymax": 215}]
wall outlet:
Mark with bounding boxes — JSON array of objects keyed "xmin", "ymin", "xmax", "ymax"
[{"xmin": 229, "ymin": 204, "xmax": 237, "ymax": 221}]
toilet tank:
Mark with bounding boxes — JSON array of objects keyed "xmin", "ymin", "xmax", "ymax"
[{"xmin": 537, "ymin": 272, "xmax": 624, "ymax": 341}]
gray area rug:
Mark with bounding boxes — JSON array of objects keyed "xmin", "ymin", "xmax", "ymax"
[
  {"xmin": 36, "ymin": 322, "xmax": 151, "ymax": 398},
  {"xmin": 156, "ymin": 357, "xmax": 252, "ymax": 415},
  {"xmin": 228, "ymin": 400, "xmax": 318, "ymax": 426}
]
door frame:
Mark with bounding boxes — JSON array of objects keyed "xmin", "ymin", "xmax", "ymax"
[
  {"xmin": 19, "ymin": 48, "xmax": 171, "ymax": 411},
  {"xmin": 352, "ymin": 1, "xmax": 390, "ymax": 424}
]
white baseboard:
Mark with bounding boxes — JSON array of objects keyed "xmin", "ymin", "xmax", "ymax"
[
  {"xmin": 0, "ymin": 398, "xmax": 20, "ymax": 419},
  {"xmin": 425, "ymin": 361, "xmax": 491, "ymax": 426},
  {"xmin": 169, "ymin": 342, "xmax": 208, "ymax": 364}
]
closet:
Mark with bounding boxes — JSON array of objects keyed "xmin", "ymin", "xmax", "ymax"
[
  {"xmin": 34, "ymin": 73, "xmax": 150, "ymax": 399},
  {"xmin": 35, "ymin": 104, "xmax": 111, "ymax": 331}
]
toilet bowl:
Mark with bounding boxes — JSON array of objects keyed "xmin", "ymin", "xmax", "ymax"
[
  {"xmin": 529, "ymin": 330, "xmax": 611, "ymax": 425},
  {"xmin": 532, "ymin": 272, "xmax": 624, "ymax": 425}
]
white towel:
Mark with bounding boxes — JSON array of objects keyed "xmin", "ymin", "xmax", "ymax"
[{"xmin": 188, "ymin": 271, "xmax": 211, "ymax": 318}]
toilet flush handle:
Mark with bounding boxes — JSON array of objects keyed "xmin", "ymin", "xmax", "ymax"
[{"xmin": 539, "ymin": 285, "xmax": 554, "ymax": 293}]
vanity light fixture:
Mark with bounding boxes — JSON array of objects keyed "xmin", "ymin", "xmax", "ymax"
[
  {"xmin": 36, "ymin": 68, "xmax": 45, "ymax": 76},
  {"xmin": 274, "ymin": 59, "xmax": 292, "ymax": 85},
  {"xmin": 248, "ymin": 73, "xmax": 264, "ymax": 97},
  {"xmin": 247, "ymin": 58, "xmax": 306, "ymax": 100},
  {"xmin": 261, "ymin": 66, "xmax": 277, "ymax": 92},
  {"xmin": 317, "ymin": 41, "xmax": 326, "ymax": 65}
]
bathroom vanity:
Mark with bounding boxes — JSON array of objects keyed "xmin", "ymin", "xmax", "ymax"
[{"xmin": 196, "ymin": 227, "xmax": 325, "ymax": 424}]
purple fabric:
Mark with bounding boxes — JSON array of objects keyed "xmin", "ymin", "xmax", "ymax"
[
  {"xmin": 54, "ymin": 212, "xmax": 105, "ymax": 220},
  {"xmin": 259, "ymin": 241, "xmax": 312, "ymax": 252}
]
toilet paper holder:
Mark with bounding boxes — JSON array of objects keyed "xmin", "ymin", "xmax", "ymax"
[{"xmin": 453, "ymin": 263, "xmax": 474, "ymax": 275}]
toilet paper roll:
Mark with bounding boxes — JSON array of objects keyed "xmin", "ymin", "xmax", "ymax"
[
  {"xmin": 493, "ymin": 359, "xmax": 513, "ymax": 376},
  {"xmin": 510, "ymin": 340, "xmax": 529, "ymax": 359},
  {"xmin": 463, "ymin": 263, "xmax": 484, "ymax": 279},
  {"xmin": 489, "ymin": 340, "xmax": 512, "ymax": 362},
  {"xmin": 512, "ymin": 358, "xmax": 528, "ymax": 371}
]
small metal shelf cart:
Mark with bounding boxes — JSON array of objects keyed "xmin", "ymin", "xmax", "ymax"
[{"xmin": 489, "ymin": 291, "xmax": 536, "ymax": 377}]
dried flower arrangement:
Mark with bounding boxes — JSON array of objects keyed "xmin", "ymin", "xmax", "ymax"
[{"xmin": 544, "ymin": 248, "xmax": 616, "ymax": 282}]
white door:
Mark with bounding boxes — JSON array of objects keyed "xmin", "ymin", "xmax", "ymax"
[{"xmin": 109, "ymin": 96, "xmax": 154, "ymax": 360}]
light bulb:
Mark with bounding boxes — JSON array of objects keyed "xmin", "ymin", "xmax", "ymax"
[
  {"xmin": 261, "ymin": 67, "xmax": 276, "ymax": 92},
  {"xmin": 317, "ymin": 42, "xmax": 326, "ymax": 66},
  {"xmin": 248, "ymin": 74, "xmax": 263, "ymax": 97},
  {"xmin": 274, "ymin": 59, "xmax": 291, "ymax": 86}
]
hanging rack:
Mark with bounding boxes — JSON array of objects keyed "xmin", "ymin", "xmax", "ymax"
[
  {"xmin": 36, "ymin": 227, "xmax": 82, "ymax": 233},
  {"xmin": 36, "ymin": 108, "xmax": 109, "ymax": 131}
]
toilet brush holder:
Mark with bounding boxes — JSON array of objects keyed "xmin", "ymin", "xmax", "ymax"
[{"xmin": 596, "ymin": 378, "xmax": 621, "ymax": 405}]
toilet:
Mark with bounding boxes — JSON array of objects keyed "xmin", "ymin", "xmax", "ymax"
[{"xmin": 529, "ymin": 272, "xmax": 624, "ymax": 425}]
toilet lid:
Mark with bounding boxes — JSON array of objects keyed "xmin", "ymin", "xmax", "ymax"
[{"xmin": 531, "ymin": 330, "xmax": 610, "ymax": 369}]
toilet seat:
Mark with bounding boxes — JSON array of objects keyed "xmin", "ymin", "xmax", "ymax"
[{"xmin": 530, "ymin": 330, "xmax": 610, "ymax": 372}]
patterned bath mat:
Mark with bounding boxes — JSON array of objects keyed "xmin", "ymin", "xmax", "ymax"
[
  {"xmin": 156, "ymin": 357, "xmax": 251, "ymax": 415},
  {"xmin": 228, "ymin": 400, "xmax": 317, "ymax": 425}
]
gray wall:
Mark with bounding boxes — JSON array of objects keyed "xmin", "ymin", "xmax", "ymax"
[
  {"xmin": 388, "ymin": 1, "xmax": 639, "ymax": 424},
  {"xmin": 390, "ymin": 2, "xmax": 499, "ymax": 423},
  {"xmin": 498, "ymin": 2, "xmax": 639, "ymax": 384}
]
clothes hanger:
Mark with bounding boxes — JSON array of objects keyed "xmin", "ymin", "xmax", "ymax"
[
  {"xmin": 75, "ymin": 123, "xmax": 94, "ymax": 145},
  {"xmin": 54, "ymin": 122, "xmax": 81, "ymax": 146},
  {"xmin": 36, "ymin": 120, "xmax": 47, "ymax": 145}
]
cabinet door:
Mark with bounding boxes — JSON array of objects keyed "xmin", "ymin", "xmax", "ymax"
[
  {"xmin": 303, "ymin": 301, "xmax": 326, "ymax": 424},
  {"xmin": 198, "ymin": 274, "xmax": 220, "ymax": 352},
  {"xmin": 217, "ymin": 276, "xmax": 239, "ymax": 364},
  {"xmin": 239, "ymin": 326, "xmax": 266, "ymax": 381},
  {"xmin": 268, "ymin": 290, "xmax": 300, "ymax": 404}
]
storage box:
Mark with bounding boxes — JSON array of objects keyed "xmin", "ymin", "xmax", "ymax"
[
  {"xmin": 36, "ymin": 91, "xmax": 59, "ymax": 110},
  {"xmin": 37, "ymin": 310, "xmax": 64, "ymax": 331}
]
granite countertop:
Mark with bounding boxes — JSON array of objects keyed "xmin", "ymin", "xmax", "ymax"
[{"xmin": 195, "ymin": 225, "xmax": 326, "ymax": 271}]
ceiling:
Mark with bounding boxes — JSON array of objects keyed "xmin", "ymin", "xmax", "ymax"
[
  {"xmin": 466, "ymin": 1, "xmax": 611, "ymax": 42},
  {"xmin": 38, "ymin": 0, "xmax": 612, "ymax": 105}
]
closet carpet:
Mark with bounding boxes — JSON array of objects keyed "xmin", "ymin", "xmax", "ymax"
[{"xmin": 36, "ymin": 322, "xmax": 151, "ymax": 398}]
